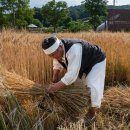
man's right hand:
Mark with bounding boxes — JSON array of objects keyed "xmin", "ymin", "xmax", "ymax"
[{"xmin": 53, "ymin": 69, "xmax": 60, "ymax": 83}]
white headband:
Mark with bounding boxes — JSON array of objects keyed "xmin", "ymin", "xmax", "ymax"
[{"xmin": 43, "ymin": 38, "xmax": 60, "ymax": 55}]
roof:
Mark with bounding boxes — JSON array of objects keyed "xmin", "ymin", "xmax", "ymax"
[{"xmin": 28, "ymin": 24, "xmax": 38, "ymax": 28}]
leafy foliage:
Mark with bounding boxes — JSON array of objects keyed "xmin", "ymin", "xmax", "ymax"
[
  {"xmin": 68, "ymin": 20, "xmax": 92, "ymax": 32},
  {"xmin": 69, "ymin": 4, "xmax": 90, "ymax": 21},
  {"xmin": 41, "ymin": 0, "xmax": 70, "ymax": 32},
  {"xmin": 84, "ymin": 0, "xmax": 108, "ymax": 30},
  {"xmin": 32, "ymin": 19, "xmax": 43, "ymax": 28},
  {"xmin": 0, "ymin": 0, "xmax": 34, "ymax": 29}
]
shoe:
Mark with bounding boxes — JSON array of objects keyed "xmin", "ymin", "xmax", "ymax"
[{"xmin": 84, "ymin": 112, "xmax": 96, "ymax": 127}]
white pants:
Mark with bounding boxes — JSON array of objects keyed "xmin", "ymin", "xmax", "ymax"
[{"xmin": 85, "ymin": 59, "xmax": 106, "ymax": 108}]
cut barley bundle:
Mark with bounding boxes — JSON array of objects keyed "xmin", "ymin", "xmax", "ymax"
[
  {"xmin": 0, "ymin": 67, "xmax": 35, "ymax": 90},
  {"xmin": 1, "ymin": 67, "xmax": 130, "ymax": 129},
  {"xmin": 0, "ymin": 67, "xmax": 90, "ymax": 129},
  {"xmin": 19, "ymin": 84, "xmax": 90, "ymax": 130},
  {"xmin": 0, "ymin": 67, "xmax": 89, "ymax": 115},
  {"xmin": 0, "ymin": 66, "xmax": 38, "ymax": 102}
]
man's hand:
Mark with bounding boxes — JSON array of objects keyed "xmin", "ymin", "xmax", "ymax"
[{"xmin": 47, "ymin": 81, "xmax": 65, "ymax": 94}]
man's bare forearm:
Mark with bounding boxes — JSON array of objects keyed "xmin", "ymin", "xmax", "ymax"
[{"xmin": 53, "ymin": 69, "xmax": 60, "ymax": 83}]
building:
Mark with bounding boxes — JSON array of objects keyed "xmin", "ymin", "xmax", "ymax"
[
  {"xmin": 108, "ymin": 9, "xmax": 130, "ymax": 31},
  {"xmin": 96, "ymin": 9, "xmax": 130, "ymax": 32}
]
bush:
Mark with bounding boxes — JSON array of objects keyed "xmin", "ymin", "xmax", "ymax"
[
  {"xmin": 42, "ymin": 26, "xmax": 54, "ymax": 33},
  {"xmin": 32, "ymin": 19, "xmax": 43, "ymax": 28},
  {"xmin": 68, "ymin": 20, "xmax": 92, "ymax": 32}
]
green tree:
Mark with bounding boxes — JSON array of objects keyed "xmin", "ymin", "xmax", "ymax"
[
  {"xmin": 0, "ymin": 1, "xmax": 10, "ymax": 28},
  {"xmin": 42, "ymin": 0, "xmax": 70, "ymax": 32},
  {"xmin": 0, "ymin": 5, "xmax": 4, "ymax": 28},
  {"xmin": 68, "ymin": 21, "xmax": 84, "ymax": 32},
  {"xmin": 84, "ymin": 0, "xmax": 108, "ymax": 30},
  {"xmin": 32, "ymin": 19, "xmax": 43, "ymax": 28},
  {"xmin": 15, "ymin": 1, "xmax": 34, "ymax": 29},
  {"xmin": 33, "ymin": 7, "xmax": 43, "ymax": 24},
  {"xmin": 69, "ymin": 4, "xmax": 90, "ymax": 21},
  {"xmin": 0, "ymin": 0, "xmax": 34, "ymax": 29}
]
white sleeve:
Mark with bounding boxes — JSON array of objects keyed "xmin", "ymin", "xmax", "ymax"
[
  {"xmin": 61, "ymin": 44, "xmax": 82, "ymax": 85},
  {"xmin": 53, "ymin": 59, "xmax": 63, "ymax": 71}
]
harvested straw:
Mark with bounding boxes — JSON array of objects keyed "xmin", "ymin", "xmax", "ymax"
[
  {"xmin": 0, "ymin": 66, "xmax": 42, "ymax": 104},
  {"xmin": 102, "ymin": 87, "xmax": 130, "ymax": 115},
  {"xmin": 58, "ymin": 87, "xmax": 130, "ymax": 130},
  {"xmin": 96, "ymin": 87, "xmax": 130, "ymax": 129},
  {"xmin": 1, "ymin": 67, "xmax": 129, "ymax": 129},
  {"xmin": 0, "ymin": 92, "xmax": 34, "ymax": 130},
  {"xmin": 12, "ymin": 84, "xmax": 90, "ymax": 130},
  {"xmin": 0, "ymin": 66, "xmax": 35, "ymax": 90},
  {"xmin": 0, "ymin": 67, "xmax": 90, "ymax": 129}
]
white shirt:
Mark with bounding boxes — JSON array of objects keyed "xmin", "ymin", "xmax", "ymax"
[{"xmin": 53, "ymin": 43, "xmax": 82, "ymax": 85}]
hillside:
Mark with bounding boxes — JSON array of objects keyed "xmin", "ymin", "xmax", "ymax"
[{"xmin": 69, "ymin": 4, "xmax": 130, "ymax": 20}]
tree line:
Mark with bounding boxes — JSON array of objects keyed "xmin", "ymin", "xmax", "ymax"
[{"xmin": 0, "ymin": 0, "xmax": 108, "ymax": 32}]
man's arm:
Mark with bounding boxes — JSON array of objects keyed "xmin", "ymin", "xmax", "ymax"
[
  {"xmin": 53, "ymin": 59, "xmax": 63, "ymax": 83},
  {"xmin": 61, "ymin": 44, "xmax": 82, "ymax": 85},
  {"xmin": 53, "ymin": 69, "xmax": 60, "ymax": 83},
  {"xmin": 47, "ymin": 44, "xmax": 82, "ymax": 94}
]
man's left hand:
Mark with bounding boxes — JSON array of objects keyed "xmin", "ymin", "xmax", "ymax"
[{"xmin": 47, "ymin": 81, "xmax": 65, "ymax": 94}]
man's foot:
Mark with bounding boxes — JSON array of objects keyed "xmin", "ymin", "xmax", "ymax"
[
  {"xmin": 84, "ymin": 107, "xmax": 96, "ymax": 127},
  {"xmin": 84, "ymin": 112, "xmax": 96, "ymax": 127}
]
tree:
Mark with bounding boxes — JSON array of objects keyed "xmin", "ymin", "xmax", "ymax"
[
  {"xmin": 68, "ymin": 21, "xmax": 84, "ymax": 32},
  {"xmin": 33, "ymin": 7, "xmax": 43, "ymax": 24},
  {"xmin": 0, "ymin": 4, "xmax": 4, "ymax": 28},
  {"xmin": 69, "ymin": 4, "xmax": 90, "ymax": 21},
  {"xmin": 15, "ymin": 1, "xmax": 34, "ymax": 29},
  {"xmin": 84, "ymin": 0, "xmax": 108, "ymax": 30},
  {"xmin": 32, "ymin": 19, "xmax": 43, "ymax": 28},
  {"xmin": 0, "ymin": 0, "xmax": 34, "ymax": 29},
  {"xmin": 0, "ymin": 0, "xmax": 10, "ymax": 28},
  {"xmin": 42, "ymin": 0, "xmax": 70, "ymax": 32}
]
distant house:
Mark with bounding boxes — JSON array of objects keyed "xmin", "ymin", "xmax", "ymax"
[
  {"xmin": 96, "ymin": 21, "xmax": 108, "ymax": 32},
  {"xmin": 27, "ymin": 24, "xmax": 38, "ymax": 31},
  {"xmin": 96, "ymin": 9, "xmax": 130, "ymax": 32},
  {"xmin": 27, "ymin": 24, "xmax": 41, "ymax": 32},
  {"xmin": 108, "ymin": 9, "xmax": 130, "ymax": 31},
  {"xmin": 28, "ymin": 24, "xmax": 38, "ymax": 28}
]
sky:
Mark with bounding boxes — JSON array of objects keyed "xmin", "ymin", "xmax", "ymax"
[{"xmin": 29, "ymin": 0, "xmax": 130, "ymax": 8}]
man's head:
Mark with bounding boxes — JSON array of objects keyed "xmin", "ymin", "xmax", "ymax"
[{"xmin": 42, "ymin": 37, "xmax": 64, "ymax": 60}]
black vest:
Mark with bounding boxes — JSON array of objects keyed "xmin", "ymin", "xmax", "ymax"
[{"xmin": 58, "ymin": 39, "xmax": 106, "ymax": 78}]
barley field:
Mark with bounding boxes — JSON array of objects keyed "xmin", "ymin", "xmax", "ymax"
[
  {"xmin": 0, "ymin": 30, "xmax": 130, "ymax": 130},
  {"xmin": 0, "ymin": 30, "xmax": 130, "ymax": 85}
]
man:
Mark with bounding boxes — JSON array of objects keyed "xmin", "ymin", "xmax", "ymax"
[{"xmin": 42, "ymin": 36, "xmax": 106, "ymax": 126}]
